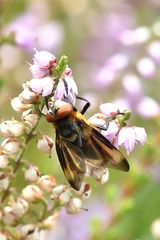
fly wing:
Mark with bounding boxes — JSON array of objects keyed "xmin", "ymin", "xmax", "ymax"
[
  {"xmin": 56, "ymin": 132, "xmax": 86, "ymax": 190},
  {"xmin": 78, "ymin": 120, "xmax": 129, "ymax": 172}
]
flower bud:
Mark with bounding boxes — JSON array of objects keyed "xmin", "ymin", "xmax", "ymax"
[
  {"xmin": 151, "ymin": 219, "xmax": 160, "ymax": 239},
  {"xmin": 11, "ymin": 197, "xmax": 29, "ymax": 217},
  {"xmin": 0, "ymin": 154, "xmax": 9, "ymax": 168},
  {"xmin": 25, "ymin": 229, "xmax": 40, "ymax": 240},
  {"xmin": 11, "ymin": 97, "xmax": 32, "ymax": 112},
  {"xmin": 33, "ymin": 49, "xmax": 56, "ymax": 69},
  {"xmin": 22, "ymin": 81, "xmax": 31, "ymax": 90},
  {"xmin": 59, "ymin": 189, "xmax": 71, "ymax": 204},
  {"xmin": 22, "ymin": 184, "xmax": 43, "ymax": 202},
  {"xmin": 0, "ymin": 173, "xmax": 9, "ymax": 190},
  {"xmin": 17, "ymin": 224, "xmax": 36, "ymax": 237},
  {"xmin": 52, "ymin": 185, "xmax": 68, "ymax": 199},
  {"xmin": 0, "ymin": 232, "xmax": 8, "ymax": 240},
  {"xmin": 66, "ymin": 198, "xmax": 82, "ymax": 214},
  {"xmin": 77, "ymin": 183, "xmax": 92, "ymax": 199},
  {"xmin": 88, "ymin": 113, "xmax": 108, "ymax": 130},
  {"xmin": 0, "ymin": 120, "xmax": 25, "ymax": 138},
  {"xmin": 24, "ymin": 165, "xmax": 40, "ymax": 182},
  {"xmin": 93, "ymin": 167, "xmax": 109, "ymax": 184},
  {"xmin": 19, "ymin": 88, "xmax": 39, "ymax": 104},
  {"xmin": 22, "ymin": 110, "xmax": 38, "ymax": 128},
  {"xmin": 38, "ymin": 175, "xmax": 56, "ymax": 193},
  {"xmin": 2, "ymin": 206, "xmax": 16, "ymax": 225},
  {"xmin": 100, "ymin": 103, "xmax": 119, "ymax": 117},
  {"xmin": 37, "ymin": 135, "xmax": 54, "ymax": 157},
  {"xmin": 1, "ymin": 138, "xmax": 21, "ymax": 155},
  {"xmin": 42, "ymin": 212, "xmax": 59, "ymax": 229}
]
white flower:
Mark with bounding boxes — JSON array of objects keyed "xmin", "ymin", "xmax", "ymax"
[
  {"xmin": 37, "ymin": 135, "xmax": 54, "ymax": 157},
  {"xmin": 22, "ymin": 185, "xmax": 43, "ymax": 202},
  {"xmin": 0, "ymin": 120, "xmax": 25, "ymax": 138},
  {"xmin": 1, "ymin": 138, "xmax": 20, "ymax": 155},
  {"xmin": 24, "ymin": 165, "xmax": 40, "ymax": 182},
  {"xmin": 11, "ymin": 97, "xmax": 32, "ymax": 112},
  {"xmin": 66, "ymin": 198, "xmax": 82, "ymax": 214},
  {"xmin": 38, "ymin": 175, "xmax": 56, "ymax": 193},
  {"xmin": 19, "ymin": 88, "xmax": 39, "ymax": 104}
]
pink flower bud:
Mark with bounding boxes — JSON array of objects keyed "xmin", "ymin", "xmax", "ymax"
[
  {"xmin": 22, "ymin": 110, "xmax": 38, "ymax": 128},
  {"xmin": 37, "ymin": 135, "xmax": 54, "ymax": 157},
  {"xmin": 33, "ymin": 49, "xmax": 56, "ymax": 69},
  {"xmin": 0, "ymin": 154, "xmax": 9, "ymax": 168},
  {"xmin": 11, "ymin": 197, "xmax": 29, "ymax": 217},
  {"xmin": 22, "ymin": 184, "xmax": 43, "ymax": 202},
  {"xmin": 63, "ymin": 65, "xmax": 72, "ymax": 77},
  {"xmin": 24, "ymin": 165, "xmax": 40, "ymax": 182},
  {"xmin": 11, "ymin": 97, "xmax": 32, "ymax": 112},
  {"xmin": 66, "ymin": 198, "xmax": 82, "ymax": 214},
  {"xmin": 19, "ymin": 88, "xmax": 39, "ymax": 104},
  {"xmin": 38, "ymin": 175, "xmax": 56, "ymax": 193},
  {"xmin": 2, "ymin": 206, "xmax": 16, "ymax": 225},
  {"xmin": 30, "ymin": 64, "xmax": 49, "ymax": 79},
  {"xmin": 42, "ymin": 213, "xmax": 59, "ymax": 229},
  {"xmin": 30, "ymin": 77, "xmax": 55, "ymax": 97},
  {"xmin": 0, "ymin": 120, "xmax": 25, "ymax": 138},
  {"xmin": 0, "ymin": 173, "xmax": 9, "ymax": 190},
  {"xmin": 100, "ymin": 103, "xmax": 119, "ymax": 117},
  {"xmin": 1, "ymin": 138, "xmax": 20, "ymax": 155}
]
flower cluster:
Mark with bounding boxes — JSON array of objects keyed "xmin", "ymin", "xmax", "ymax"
[
  {"xmin": 87, "ymin": 21, "xmax": 160, "ymax": 119},
  {"xmin": 0, "ymin": 50, "xmax": 146, "ymax": 239}
]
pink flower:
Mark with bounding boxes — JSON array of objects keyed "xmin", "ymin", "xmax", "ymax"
[
  {"xmin": 136, "ymin": 96, "xmax": 160, "ymax": 118},
  {"xmin": 118, "ymin": 126, "xmax": 147, "ymax": 154},
  {"xmin": 54, "ymin": 77, "xmax": 78, "ymax": 105},
  {"xmin": 101, "ymin": 121, "xmax": 119, "ymax": 147},
  {"xmin": 29, "ymin": 64, "xmax": 49, "ymax": 79},
  {"xmin": 30, "ymin": 77, "xmax": 54, "ymax": 97},
  {"xmin": 100, "ymin": 103, "xmax": 119, "ymax": 117},
  {"xmin": 136, "ymin": 58, "xmax": 156, "ymax": 79},
  {"xmin": 33, "ymin": 49, "xmax": 56, "ymax": 69}
]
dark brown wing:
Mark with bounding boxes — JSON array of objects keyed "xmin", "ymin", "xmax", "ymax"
[
  {"xmin": 78, "ymin": 119, "xmax": 129, "ymax": 172},
  {"xmin": 56, "ymin": 132, "xmax": 86, "ymax": 190}
]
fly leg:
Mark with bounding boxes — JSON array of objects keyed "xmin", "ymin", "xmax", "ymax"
[{"xmin": 76, "ymin": 96, "xmax": 91, "ymax": 115}]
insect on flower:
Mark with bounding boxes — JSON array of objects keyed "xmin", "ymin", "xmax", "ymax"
[{"xmin": 45, "ymin": 81, "xmax": 130, "ymax": 191}]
